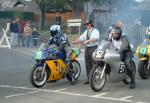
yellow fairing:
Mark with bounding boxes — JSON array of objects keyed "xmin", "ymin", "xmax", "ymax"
[
  {"xmin": 46, "ymin": 59, "xmax": 67, "ymax": 80},
  {"xmin": 135, "ymin": 45, "xmax": 150, "ymax": 60},
  {"xmin": 71, "ymin": 52, "xmax": 77, "ymax": 60}
]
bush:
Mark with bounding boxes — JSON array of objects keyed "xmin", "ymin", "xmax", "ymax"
[{"xmin": 0, "ymin": 11, "xmax": 34, "ymax": 21}]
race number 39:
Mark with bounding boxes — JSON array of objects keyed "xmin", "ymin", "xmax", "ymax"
[{"xmin": 119, "ymin": 64, "xmax": 126, "ymax": 74}]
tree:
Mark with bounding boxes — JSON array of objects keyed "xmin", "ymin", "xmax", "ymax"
[
  {"xmin": 34, "ymin": 0, "xmax": 70, "ymax": 30},
  {"xmin": 69, "ymin": 0, "xmax": 119, "ymax": 17}
]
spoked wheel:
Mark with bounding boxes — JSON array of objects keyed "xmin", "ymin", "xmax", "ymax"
[
  {"xmin": 89, "ymin": 64, "xmax": 106, "ymax": 92},
  {"xmin": 138, "ymin": 60, "xmax": 150, "ymax": 79},
  {"xmin": 123, "ymin": 60, "xmax": 136, "ymax": 84},
  {"xmin": 66, "ymin": 60, "xmax": 81, "ymax": 84},
  {"xmin": 30, "ymin": 65, "xmax": 49, "ymax": 88}
]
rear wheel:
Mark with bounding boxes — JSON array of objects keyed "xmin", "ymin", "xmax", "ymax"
[
  {"xmin": 30, "ymin": 64, "xmax": 49, "ymax": 88},
  {"xmin": 89, "ymin": 64, "xmax": 106, "ymax": 92},
  {"xmin": 138, "ymin": 60, "xmax": 150, "ymax": 79}
]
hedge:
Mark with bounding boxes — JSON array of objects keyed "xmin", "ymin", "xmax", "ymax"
[{"xmin": 0, "ymin": 11, "xmax": 34, "ymax": 21}]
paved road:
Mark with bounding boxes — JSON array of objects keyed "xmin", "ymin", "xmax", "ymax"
[{"xmin": 0, "ymin": 47, "xmax": 150, "ymax": 103}]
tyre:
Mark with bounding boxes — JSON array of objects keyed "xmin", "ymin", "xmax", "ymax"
[
  {"xmin": 89, "ymin": 64, "xmax": 106, "ymax": 92},
  {"xmin": 66, "ymin": 60, "xmax": 81, "ymax": 83},
  {"xmin": 30, "ymin": 65, "xmax": 49, "ymax": 88},
  {"xmin": 138, "ymin": 60, "xmax": 150, "ymax": 79},
  {"xmin": 123, "ymin": 60, "xmax": 136, "ymax": 84}
]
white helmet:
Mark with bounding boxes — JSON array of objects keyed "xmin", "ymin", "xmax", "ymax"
[{"xmin": 49, "ymin": 25, "xmax": 61, "ymax": 37}]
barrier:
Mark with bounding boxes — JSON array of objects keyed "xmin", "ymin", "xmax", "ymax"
[{"xmin": 0, "ymin": 23, "xmax": 11, "ymax": 49}]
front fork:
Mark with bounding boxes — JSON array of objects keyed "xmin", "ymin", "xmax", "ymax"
[
  {"xmin": 67, "ymin": 60, "xmax": 76, "ymax": 81},
  {"xmin": 41, "ymin": 63, "xmax": 46, "ymax": 76},
  {"xmin": 36, "ymin": 61, "xmax": 46, "ymax": 76},
  {"xmin": 100, "ymin": 62, "xmax": 107, "ymax": 79}
]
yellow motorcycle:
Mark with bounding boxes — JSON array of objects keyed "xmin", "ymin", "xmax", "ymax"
[
  {"xmin": 30, "ymin": 43, "xmax": 81, "ymax": 88},
  {"xmin": 136, "ymin": 44, "xmax": 150, "ymax": 79}
]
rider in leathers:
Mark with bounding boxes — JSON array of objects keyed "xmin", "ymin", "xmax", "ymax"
[
  {"xmin": 48, "ymin": 25, "xmax": 70, "ymax": 61},
  {"xmin": 109, "ymin": 26, "xmax": 136, "ymax": 89}
]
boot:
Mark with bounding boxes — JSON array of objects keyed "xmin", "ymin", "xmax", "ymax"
[
  {"xmin": 129, "ymin": 82, "xmax": 136, "ymax": 89},
  {"xmin": 129, "ymin": 76, "xmax": 136, "ymax": 89}
]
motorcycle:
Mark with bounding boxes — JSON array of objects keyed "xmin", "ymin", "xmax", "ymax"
[
  {"xmin": 30, "ymin": 43, "xmax": 81, "ymax": 88},
  {"xmin": 135, "ymin": 44, "xmax": 150, "ymax": 79},
  {"xmin": 89, "ymin": 40, "xmax": 136, "ymax": 92}
]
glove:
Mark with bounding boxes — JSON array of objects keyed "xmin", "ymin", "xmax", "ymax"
[{"xmin": 115, "ymin": 48, "xmax": 118, "ymax": 51}]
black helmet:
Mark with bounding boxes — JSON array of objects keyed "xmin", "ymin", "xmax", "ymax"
[
  {"xmin": 110, "ymin": 26, "xmax": 122, "ymax": 41},
  {"xmin": 49, "ymin": 25, "xmax": 61, "ymax": 37}
]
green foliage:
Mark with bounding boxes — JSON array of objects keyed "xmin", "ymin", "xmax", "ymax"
[
  {"xmin": 34, "ymin": 0, "xmax": 71, "ymax": 13},
  {"xmin": 0, "ymin": 11, "xmax": 34, "ymax": 20}
]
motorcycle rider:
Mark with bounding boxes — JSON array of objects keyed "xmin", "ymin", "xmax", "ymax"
[
  {"xmin": 143, "ymin": 25, "xmax": 150, "ymax": 45},
  {"xmin": 48, "ymin": 25, "xmax": 70, "ymax": 61},
  {"xmin": 110, "ymin": 26, "xmax": 136, "ymax": 89}
]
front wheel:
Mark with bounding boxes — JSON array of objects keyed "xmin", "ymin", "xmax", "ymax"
[
  {"xmin": 66, "ymin": 60, "xmax": 81, "ymax": 83},
  {"xmin": 30, "ymin": 64, "xmax": 49, "ymax": 88},
  {"xmin": 89, "ymin": 64, "xmax": 106, "ymax": 92},
  {"xmin": 138, "ymin": 60, "xmax": 150, "ymax": 79}
]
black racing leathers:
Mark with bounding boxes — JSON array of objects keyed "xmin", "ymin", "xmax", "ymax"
[{"xmin": 116, "ymin": 36, "xmax": 135, "ymax": 84}]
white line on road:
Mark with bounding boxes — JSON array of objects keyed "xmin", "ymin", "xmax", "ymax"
[
  {"xmin": 58, "ymin": 91, "xmax": 88, "ymax": 96},
  {"xmin": 90, "ymin": 93, "xmax": 108, "ymax": 97},
  {"xmin": 0, "ymin": 84, "xmax": 146, "ymax": 103},
  {"xmin": 53, "ymin": 88, "xmax": 67, "ymax": 92},
  {"xmin": 5, "ymin": 91, "xmax": 40, "ymax": 98},
  {"xmin": 93, "ymin": 96, "xmax": 133, "ymax": 102},
  {"xmin": 120, "ymin": 96, "xmax": 133, "ymax": 100}
]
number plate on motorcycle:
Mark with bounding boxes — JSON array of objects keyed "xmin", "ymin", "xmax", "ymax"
[
  {"xmin": 139, "ymin": 47, "xmax": 147, "ymax": 55},
  {"xmin": 35, "ymin": 51, "xmax": 43, "ymax": 59},
  {"xmin": 119, "ymin": 64, "xmax": 126, "ymax": 74}
]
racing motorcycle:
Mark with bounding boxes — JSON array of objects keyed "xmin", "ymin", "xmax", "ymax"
[
  {"xmin": 89, "ymin": 40, "xmax": 136, "ymax": 92},
  {"xmin": 135, "ymin": 44, "xmax": 150, "ymax": 79},
  {"xmin": 30, "ymin": 43, "xmax": 81, "ymax": 88}
]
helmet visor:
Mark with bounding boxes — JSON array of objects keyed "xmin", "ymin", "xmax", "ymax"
[{"xmin": 50, "ymin": 30, "xmax": 57, "ymax": 37}]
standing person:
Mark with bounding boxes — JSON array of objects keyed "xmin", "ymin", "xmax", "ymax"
[
  {"xmin": 16, "ymin": 18, "xmax": 26, "ymax": 47},
  {"xmin": 24, "ymin": 22, "xmax": 32, "ymax": 48},
  {"xmin": 116, "ymin": 20, "xmax": 124, "ymax": 28},
  {"xmin": 72, "ymin": 20, "xmax": 100, "ymax": 84},
  {"xmin": 55, "ymin": 12, "xmax": 61, "ymax": 25},
  {"xmin": 32, "ymin": 27, "xmax": 40, "ymax": 47},
  {"xmin": 10, "ymin": 19, "xmax": 19, "ymax": 48}
]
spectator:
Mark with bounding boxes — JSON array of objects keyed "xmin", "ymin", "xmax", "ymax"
[
  {"xmin": 55, "ymin": 12, "xmax": 61, "ymax": 25},
  {"xmin": 16, "ymin": 18, "xmax": 25, "ymax": 47},
  {"xmin": 32, "ymin": 27, "xmax": 40, "ymax": 47},
  {"xmin": 10, "ymin": 19, "xmax": 19, "ymax": 48},
  {"xmin": 24, "ymin": 22, "xmax": 32, "ymax": 48}
]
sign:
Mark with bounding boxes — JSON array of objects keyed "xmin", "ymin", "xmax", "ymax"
[
  {"xmin": 67, "ymin": 23, "xmax": 81, "ymax": 26},
  {"xmin": 67, "ymin": 19, "xmax": 82, "ymax": 35},
  {"xmin": 67, "ymin": 19, "xmax": 82, "ymax": 23},
  {"xmin": 67, "ymin": 19, "xmax": 82, "ymax": 27}
]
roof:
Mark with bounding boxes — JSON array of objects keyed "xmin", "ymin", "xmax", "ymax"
[{"xmin": 0, "ymin": 0, "xmax": 40, "ymax": 14}]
